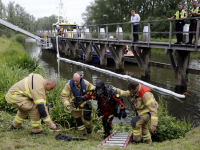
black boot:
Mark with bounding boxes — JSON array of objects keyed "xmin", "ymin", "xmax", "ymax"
[
  {"xmin": 131, "ymin": 140, "xmax": 140, "ymax": 145},
  {"xmin": 30, "ymin": 131, "xmax": 47, "ymax": 135},
  {"xmin": 174, "ymin": 42, "xmax": 179, "ymax": 44},
  {"xmin": 11, "ymin": 125, "xmax": 25, "ymax": 130},
  {"xmin": 186, "ymin": 41, "xmax": 192, "ymax": 44},
  {"xmin": 104, "ymin": 132, "xmax": 110, "ymax": 139},
  {"xmin": 86, "ymin": 128, "xmax": 92, "ymax": 134}
]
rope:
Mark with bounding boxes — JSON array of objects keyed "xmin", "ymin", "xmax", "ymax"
[{"xmin": 183, "ymin": 72, "xmax": 200, "ymax": 96}]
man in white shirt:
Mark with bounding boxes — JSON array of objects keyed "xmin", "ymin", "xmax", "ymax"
[{"xmin": 130, "ymin": 10, "xmax": 140, "ymax": 42}]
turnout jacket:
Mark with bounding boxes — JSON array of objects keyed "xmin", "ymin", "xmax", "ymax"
[
  {"xmin": 5, "ymin": 74, "xmax": 53, "ymax": 126},
  {"xmin": 61, "ymin": 79, "xmax": 95, "ymax": 108},
  {"xmin": 116, "ymin": 84, "xmax": 158, "ymax": 126}
]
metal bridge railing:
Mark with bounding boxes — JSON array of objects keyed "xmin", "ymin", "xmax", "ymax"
[{"xmin": 36, "ymin": 17, "xmax": 200, "ymax": 51}]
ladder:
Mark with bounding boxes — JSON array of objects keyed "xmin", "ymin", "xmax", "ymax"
[{"xmin": 96, "ymin": 130, "xmax": 133, "ymax": 148}]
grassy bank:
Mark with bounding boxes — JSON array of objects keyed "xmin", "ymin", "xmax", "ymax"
[
  {"xmin": 0, "ymin": 36, "xmax": 197, "ymax": 149},
  {"xmin": 0, "ymin": 110, "xmax": 199, "ymax": 150}
]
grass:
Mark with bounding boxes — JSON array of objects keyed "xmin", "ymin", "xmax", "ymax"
[
  {"xmin": 0, "ymin": 110, "xmax": 200, "ymax": 150},
  {"xmin": 0, "ymin": 37, "xmax": 12, "ymax": 52}
]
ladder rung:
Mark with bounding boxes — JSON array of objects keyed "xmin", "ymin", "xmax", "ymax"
[
  {"xmin": 106, "ymin": 141, "xmax": 127, "ymax": 144},
  {"xmin": 103, "ymin": 143, "xmax": 125, "ymax": 146}
]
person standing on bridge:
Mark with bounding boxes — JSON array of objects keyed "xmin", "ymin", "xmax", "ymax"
[
  {"xmin": 43, "ymin": 31, "xmax": 48, "ymax": 44},
  {"xmin": 129, "ymin": 10, "xmax": 140, "ymax": 42},
  {"xmin": 5, "ymin": 74, "xmax": 57, "ymax": 135},
  {"xmin": 186, "ymin": 0, "xmax": 200, "ymax": 45},
  {"xmin": 61, "ymin": 72, "xmax": 95, "ymax": 136},
  {"xmin": 168, "ymin": 2, "xmax": 187, "ymax": 44},
  {"xmin": 114, "ymin": 81, "xmax": 158, "ymax": 145}
]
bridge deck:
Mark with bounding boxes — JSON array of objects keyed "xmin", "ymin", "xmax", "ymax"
[{"xmin": 51, "ymin": 37, "xmax": 200, "ymax": 51}]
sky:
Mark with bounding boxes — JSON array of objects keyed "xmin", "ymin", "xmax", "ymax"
[{"xmin": 2, "ymin": 0, "xmax": 94, "ymax": 25}]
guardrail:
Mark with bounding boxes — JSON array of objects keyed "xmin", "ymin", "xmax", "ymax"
[
  {"xmin": 36, "ymin": 17, "xmax": 200, "ymax": 51},
  {"xmin": 0, "ymin": 18, "xmax": 40, "ymax": 40}
]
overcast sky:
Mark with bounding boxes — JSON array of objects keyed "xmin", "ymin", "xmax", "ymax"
[{"xmin": 2, "ymin": 0, "xmax": 94, "ymax": 25}]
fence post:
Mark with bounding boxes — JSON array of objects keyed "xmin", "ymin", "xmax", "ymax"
[
  {"xmin": 169, "ymin": 21, "xmax": 172, "ymax": 48},
  {"xmin": 98, "ymin": 26, "xmax": 100, "ymax": 41},
  {"xmin": 148, "ymin": 23, "xmax": 150, "ymax": 47},
  {"xmin": 131, "ymin": 23, "xmax": 133, "ymax": 42},
  {"xmin": 117, "ymin": 24, "xmax": 119, "ymax": 43},
  {"xmin": 90, "ymin": 27, "xmax": 92, "ymax": 40},
  {"xmin": 106, "ymin": 25, "xmax": 108, "ymax": 42},
  {"xmin": 195, "ymin": 19, "xmax": 200, "ymax": 51}
]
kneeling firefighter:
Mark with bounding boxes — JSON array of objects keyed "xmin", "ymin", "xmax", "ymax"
[
  {"xmin": 115, "ymin": 81, "xmax": 158, "ymax": 144},
  {"xmin": 85, "ymin": 80, "xmax": 127, "ymax": 139},
  {"xmin": 61, "ymin": 72, "xmax": 95, "ymax": 135}
]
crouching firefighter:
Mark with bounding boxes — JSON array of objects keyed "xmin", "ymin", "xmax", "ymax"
[
  {"xmin": 85, "ymin": 80, "xmax": 127, "ymax": 139},
  {"xmin": 5, "ymin": 74, "xmax": 57, "ymax": 135},
  {"xmin": 61, "ymin": 72, "xmax": 95, "ymax": 136},
  {"xmin": 115, "ymin": 81, "xmax": 158, "ymax": 144}
]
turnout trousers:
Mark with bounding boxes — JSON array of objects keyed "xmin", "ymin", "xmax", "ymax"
[
  {"xmin": 71, "ymin": 103, "xmax": 92, "ymax": 135},
  {"xmin": 13, "ymin": 100, "xmax": 42, "ymax": 133},
  {"xmin": 132, "ymin": 113, "xmax": 151, "ymax": 144}
]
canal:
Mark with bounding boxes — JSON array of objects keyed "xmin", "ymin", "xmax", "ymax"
[{"xmin": 25, "ymin": 38, "xmax": 200, "ymax": 126}]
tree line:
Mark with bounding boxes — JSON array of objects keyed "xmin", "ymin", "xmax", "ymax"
[
  {"xmin": 81, "ymin": 0, "xmax": 194, "ymax": 37},
  {"xmin": 0, "ymin": 0, "xmax": 57, "ymax": 37}
]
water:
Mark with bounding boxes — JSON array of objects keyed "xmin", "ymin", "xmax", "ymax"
[{"xmin": 25, "ymin": 38, "xmax": 200, "ymax": 127}]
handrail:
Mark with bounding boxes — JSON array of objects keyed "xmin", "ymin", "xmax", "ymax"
[
  {"xmin": 80, "ymin": 17, "xmax": 200, "ymax": 27},
  {"xmin": 37, "ymin": 16, "xmax": 200, "ymax": 51}
]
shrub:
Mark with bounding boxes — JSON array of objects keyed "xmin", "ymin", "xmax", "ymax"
[
  {"xmin": 149, "ymin": 96, "xmax": 193, "ymax": 141},
  {"xmin": 15, "ymin": 34, "xmax": 25, "ymax": 44}
]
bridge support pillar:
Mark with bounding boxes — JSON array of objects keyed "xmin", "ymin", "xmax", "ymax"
[
  {"xmin": 167, "ymin": 49, "xmax": 190, "ymax": 91},
  {"xmin": 100, "ymin": 44, "xmax": 107, "ymax": 66},
  {"xmin": 66, "ymin": 41, "xmax": 79, "ymax": 59},
  {"xmin": 108, "ymin": 45, "xmax": 124, "ymax": 72},
  {"xmin": 51, "ymin": 39, "xmax": 56, "ymax": 50},
  {"xmin": 85, "ymin": 43, "xmax": 92, "ymax": 63},
  {"xmin": 72, "ymin": 41, "xmax": 79, "ymax": 59},
  {"xmin": 64, "ymin": 41, "xmax": 70, "ymax": 56},
  {"xmin": 93, "ymin": 44, "xmax": 107, "ymax": 66},
  {"xmin": 59, "ymin": 40, "xmax": 66, "ymax": 54},
  {"xmin": 131, "ymin": 47, "xmax": 151, "ymax": 80},
  {"xmin": 141, "ymin": 48, "xmax": 151, "ymax": 79}
]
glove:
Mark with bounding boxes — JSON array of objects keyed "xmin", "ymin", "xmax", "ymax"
[
  {"xmin": 81, "ymin": 96, "xmax": 88, "ymax": 101},
  {"xmin": 120, "ymin": 108, "xmax": 127, "ymax": 118}
]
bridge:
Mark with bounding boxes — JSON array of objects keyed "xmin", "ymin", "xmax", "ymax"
[
  {"xmin": 1, "ymin": 17, "xmax": 200, "ymax": 90},
  {"xmin": 0, "ymin": 18, "xmax": 40, "ymax": 41},
  {"xmin": 35, "ymin": 17, "xmax": 200, "ymax": 90}
]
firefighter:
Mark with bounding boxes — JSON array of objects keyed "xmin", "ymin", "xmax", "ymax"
[
  {"xmin": 168, "ymin": 2, "xmax": 187, "ymax": 44},
  {"xmin": 115, "ymin": 81, "xmax": 158, "ymax": 144},
  {"xmin": 61, "ymin": 72, "xmax": 95, "ymax": 136},
  {"xmin": 85, "ymin": 80, "xmax": 127, "ymax": 139},
  {"xmin": 5, "ymin": 74, "xmax": 57, "ymax": 135}
]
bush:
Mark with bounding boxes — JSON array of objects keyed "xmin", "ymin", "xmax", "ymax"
[
  {"xmin": 149, "ymin": 96, "xmax": 193, "ymax": 141},
  {"xmin": 123, "ymin": 33, "xmax": 131, "ymax": 40},
  {"xmin": 15, "ymin": 34, "xmax": 25, "ymax": 44}
]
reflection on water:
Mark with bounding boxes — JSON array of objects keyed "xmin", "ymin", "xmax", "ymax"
[{"xmin": 25, "ymin": 38, "xmax": 200, "ymax": 126}]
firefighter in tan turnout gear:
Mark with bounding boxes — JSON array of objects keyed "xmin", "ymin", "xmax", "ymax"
[
  {"xmin": 115, "ymin": 81, "xmax": 158, "ymax": 144},
  {"xmin": 5, "ymin": 74, "xmax": 57, "ymax": 135},
  {"xmin": 61, "ymin": 72, "xmax": 95, "ymax": 135}
]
